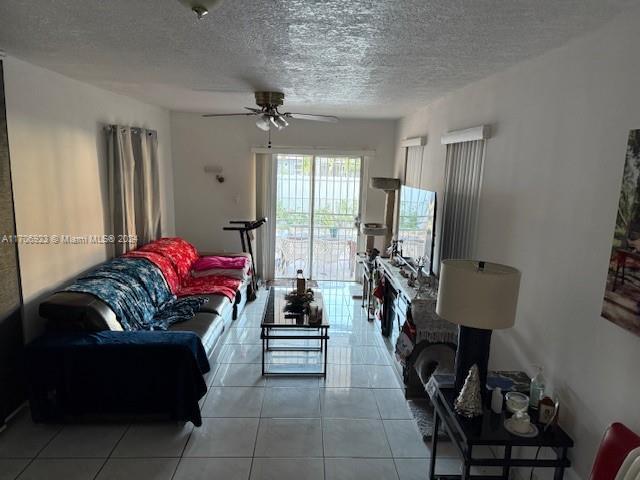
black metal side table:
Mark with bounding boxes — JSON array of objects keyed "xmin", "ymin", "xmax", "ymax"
[{"xmin": 427, "ymin": 377, "xmax": 574, "ymax": 480}]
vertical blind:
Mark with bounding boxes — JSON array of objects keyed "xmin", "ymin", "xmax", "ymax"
[
  {"xmin": 440, "ymin": 139, "xmax": 486, "ymax": 261},
  {"xmin": 404, "ymin": 146, "xmax": 424, "ymax": 188}
]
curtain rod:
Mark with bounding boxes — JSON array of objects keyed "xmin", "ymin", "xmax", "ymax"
[{"xmin": 104, "ymin": 125, "xmax": 157, "ymax": 136}]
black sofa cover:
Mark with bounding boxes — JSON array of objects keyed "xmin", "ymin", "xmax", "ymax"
[{"xmin": 25, "ymin": 331, "xmax": 210, "ymax": 426}]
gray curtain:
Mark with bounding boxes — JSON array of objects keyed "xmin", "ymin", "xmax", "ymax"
[
  {"xmin": 106, "ymin": 126, "xmax": 161, "ymax": 256},
  {"xmin": 255, "ymin": 153, "xmax": 276, "ymax": 281}
]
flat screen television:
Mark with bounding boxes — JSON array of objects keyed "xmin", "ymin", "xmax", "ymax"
[{"xmin": 397, "ymin": 185, "xmax": 437, "ymax": 274}]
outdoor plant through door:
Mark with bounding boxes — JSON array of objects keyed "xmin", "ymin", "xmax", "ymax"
[{"xmin": 275, "ymin": 154, "xmax": 363, "ymax": 281}]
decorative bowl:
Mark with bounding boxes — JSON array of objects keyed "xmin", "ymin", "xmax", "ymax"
[{"xmin": 505, "ymin": 392, "xmax": 529, "ymax": 413}]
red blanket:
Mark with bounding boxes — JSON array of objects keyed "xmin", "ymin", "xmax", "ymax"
[
  {"xmin": 178, "ymin": 275, "xmax": 242, "ymax": 301},
  {"xmin": 124, "ymin": 250, "xmax": 181, "ymax": 294},
  {"xmin": 139, "ymin": 237, "xmax": 199, "ymax": 280},
  {"xmin": 127, "ymin": 238, "xmax": 243, "ymax": 301}
]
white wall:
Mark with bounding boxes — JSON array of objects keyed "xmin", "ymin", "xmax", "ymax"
[
  {"xmin": 394, "ymin": 8, "xmax": 640, "ymax": 479},
  {"xmin": 3, "ymin": 56, "xmax": 175, "ymax": 341},
  {"xmin": 171, "ymin": 113, "xmax": 397, "ymax": 253}
]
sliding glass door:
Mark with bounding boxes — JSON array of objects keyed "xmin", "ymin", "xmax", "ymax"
[
  {"xmin": 274, "ymin": 154, "xmax": 363, "ymax": 281},
  {"xmin": 275, "ymin": 154, "xmax": 312, "ymax": 279}
]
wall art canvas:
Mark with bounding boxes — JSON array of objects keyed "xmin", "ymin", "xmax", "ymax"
[{"xmin": 602, "ymin": 129, "xmax": 640, "ymax": 336}]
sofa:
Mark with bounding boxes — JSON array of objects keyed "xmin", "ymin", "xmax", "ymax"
[
  {"xmin": 39, "ymin": 238, "xmax": 251, "ymax": 355},
  {"xmin": 26, "ymin": 237, "xmax": 253, "ymax": 425}
]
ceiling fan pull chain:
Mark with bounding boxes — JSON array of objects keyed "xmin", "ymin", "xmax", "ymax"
[{"xmin": 268, "ymin": 128, "xmax": 272, "ymax": 149}]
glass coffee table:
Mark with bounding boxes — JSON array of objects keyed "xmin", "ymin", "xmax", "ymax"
[{"xmin": 260, "ymin": 288, "xmax": 330, "ymax": 377}]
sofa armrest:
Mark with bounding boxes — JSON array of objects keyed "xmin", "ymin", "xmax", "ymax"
[
  {"xmin": 26, "ymin": 330, "xmax": 209, "ymax": 368},
  {"xmin": 40, "ymin": 292, "xmax": 122, "ymax": 332}
]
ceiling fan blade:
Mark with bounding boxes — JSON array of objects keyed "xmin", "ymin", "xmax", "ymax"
[
  {"xmin": 202, "ymin": 112, "xmax": 258, "ymax": 117},
  {"xmin": 244, "ymin": 107, "xmax": 263, "ymax": 113},
  {"xmin": 283, "ymin": 113, "xmax": 339, "ymax": 123}
]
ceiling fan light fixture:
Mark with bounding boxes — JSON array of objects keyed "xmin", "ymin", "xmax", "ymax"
[
  {"xmin": 255, "ymin": 115, "xmax": 271, "ymax": 132},
  {"xmin": 274, "ymin": 116, "xmax": 289, "ymax": 129},
  {"xmin": 269, "ymin": 116, "xmax": 283, "ymax": 130}
]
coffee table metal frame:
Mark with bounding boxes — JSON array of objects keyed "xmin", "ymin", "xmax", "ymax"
[{"xmin": 260, "ymin": 289, "xmax": 330, "ymax": 377}]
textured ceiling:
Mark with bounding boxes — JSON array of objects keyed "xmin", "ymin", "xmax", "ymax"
[{"xmin": 0, "ymin": 0, "xmax": 637, "ymax": 118}]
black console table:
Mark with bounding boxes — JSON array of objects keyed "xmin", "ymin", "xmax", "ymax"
[{"xmin": 427, "ymin": 377, "xmax": 574, "ymax": 480}]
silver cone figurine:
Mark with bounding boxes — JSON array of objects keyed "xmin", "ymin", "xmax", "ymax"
[{"xmin": 454, "ymin": 364, "xmax": 483, "ymax": 418}]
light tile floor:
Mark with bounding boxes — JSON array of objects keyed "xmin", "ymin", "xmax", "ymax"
[{"xmin": 0, "ymin": 281, "xmax": 473, "ymax": 480}]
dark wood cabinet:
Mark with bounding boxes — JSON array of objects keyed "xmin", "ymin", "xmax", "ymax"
[
  {"xmin": 378, "ymin": 259, "xmax": 413, "ymax": 344},
  {"xmin": 381, "ymin": 277, "xmax": 397, "ymax": 337}
]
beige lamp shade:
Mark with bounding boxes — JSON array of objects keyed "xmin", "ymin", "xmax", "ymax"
[{"xmin": 436, "ymin": 260, "xmax": 521, "ymax": 330}]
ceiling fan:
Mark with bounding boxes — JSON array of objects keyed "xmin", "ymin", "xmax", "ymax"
[{"xmin": 202, "ymin": 91, "xmax": 339, "ymax": 133}]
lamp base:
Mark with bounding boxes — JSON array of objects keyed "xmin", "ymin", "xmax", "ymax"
[{"xmin": 454, "ymin": 326, "xmax": 492, "ymax": 405}]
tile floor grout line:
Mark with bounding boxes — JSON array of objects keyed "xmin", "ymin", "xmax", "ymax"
[
  {"xmin": 34, "ymin": 422, "xmax": 64, "ymax": 459},
  {"xmin": 168, "ymin": 457, "xmax": 181, "ymax": 480},
  {"xmin": 322, "ymin": 415, "xmax": 327, "ymax": 480},
  {"xmin": 175, "ymin": 303, "xmax": 250, "ymax": 479},
  {"xmin": 90, "ymin": 423, "xmax": 131, "ymax": 480},
  {"xmin": 12, "ymin": 457, "xmax": 35, "ymax": 480},
  {"xmin": 14, "ymin": 418, "xmax": 67, "ymax": 479},
  {"xmin": 176, "ymin": 422, "xmax": 195, "ymax": 459},
  {"xmin": 247, "ymin": 332, "xmax": 268, "ymax": 480}
]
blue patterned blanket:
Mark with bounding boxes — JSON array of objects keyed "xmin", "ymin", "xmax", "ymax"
[{"xmin": 65, "ymin": 258, "xmax": 206, "ymax": 331}]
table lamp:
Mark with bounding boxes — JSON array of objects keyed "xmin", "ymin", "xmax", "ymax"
[{"xmin": 436, "ymin": 260, "xmax": 521, "ymax": 402}]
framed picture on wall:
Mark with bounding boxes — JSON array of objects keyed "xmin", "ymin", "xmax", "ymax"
[{"xmin": 602, "ymin": 129, "xmax": 640, "ymax": 337}]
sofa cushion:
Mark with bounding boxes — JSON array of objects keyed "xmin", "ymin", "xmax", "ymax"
[
  {"xmin": 39, "ymin": 292, "xmax": 122, "ymax": 332},
  {"xmin": 186, "ymin": 294, "xmax": 232, "ymax": 317},
  {"xmin": 169, "ymin": 311, "xmax": 223, "ymax": 355}
]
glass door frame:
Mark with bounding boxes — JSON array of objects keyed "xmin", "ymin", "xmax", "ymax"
[{"xmin": 273, "ymin": 152, "xmax": 367, "ymax": 281}]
